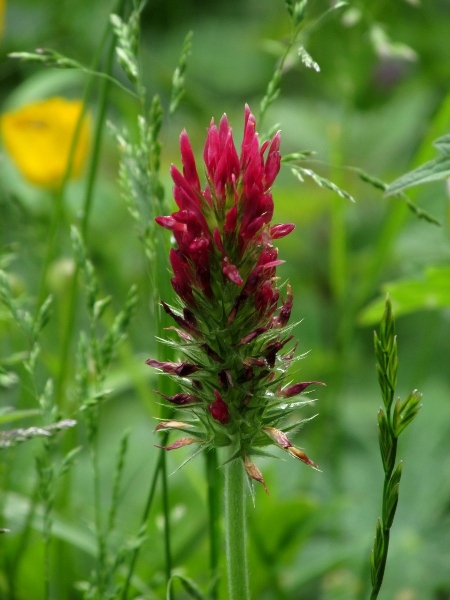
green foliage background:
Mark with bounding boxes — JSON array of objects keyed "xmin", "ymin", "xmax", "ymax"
[{"xmin": 1, "ymin": 0, "xmax": 450, "ymax": 599}]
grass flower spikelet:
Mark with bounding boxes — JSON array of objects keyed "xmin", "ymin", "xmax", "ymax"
[{"xmin": 148, "ymin": 105, "xmax": 322, "ymax": 491}]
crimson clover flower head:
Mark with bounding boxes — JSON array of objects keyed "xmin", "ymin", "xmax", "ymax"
[{"xmin": 149, "ymin": 105, "xmax": 323, "ymax": 492}]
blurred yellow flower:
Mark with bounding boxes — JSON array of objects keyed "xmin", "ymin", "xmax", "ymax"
[{"xmin": 0, "ymin": 97, "xmax": 91, "ymax": 187}]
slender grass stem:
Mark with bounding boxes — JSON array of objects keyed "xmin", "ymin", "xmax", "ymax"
[
  {"xmin": 121, "ymin": 436, "xmax": 169, "ymax": 600},
  {"xmin": 55, "ymin": 0, "xmax": 127, "ymax": 407},
  {"xmin": 161, "ymin": 447, "xmax": 172, "ymax": 581},
  {"xmin": 224, "ymin": 457, "xmax": 250, "ymax": 600},
  {"xmin": 206, "ymin": 449, "xmax": 220, "ymax": 598},
  {"xmin": 90, "ymin": 418, "xmax": 107, "ymax": 597}
]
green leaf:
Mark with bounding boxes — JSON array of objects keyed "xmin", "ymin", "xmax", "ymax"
[
  {"xmin": 0, "ymin": 408, "xmax": 40, "ymax": 425},
  {"xmin": 166, "ymin": 574, "xmax": 206, "ymax": 600},
  {"xmin": 433, "ymin": 133, "xmax": 450, "ymax": 156},
  {"xmin": 353, "ymin": 167, "xmax": 441, "ymax": 225},
  {"xmin": 359, "ymin": 265, "xmax": 450, "ymax": 325},
  {"xmin": 385, "ymin": 155, "xmax": 450, "ymax": 196}
]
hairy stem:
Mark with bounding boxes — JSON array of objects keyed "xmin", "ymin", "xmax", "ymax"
[
  {"xmin": 224, "ymin": 457, "xmax": 250, "ymax": 600},
  {"xmin": 206, "ymin": 449, "xmax": 220, "ymax": 598}
]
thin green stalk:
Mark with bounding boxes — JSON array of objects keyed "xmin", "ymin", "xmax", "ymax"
[
  {"xmin": 35, "ymin": 189, "xmax": 65, "ymax": 312},
  {"xmin": 369, "ymin": 437, "xmax": 397, "ymax": 600},
  {"xmin": 120, "ymin": 437, "xmax": 169, "ymax": 600},
  {"xmin": 6, "ymin": 481, "xmax": 40, "ymax": 599},
  {"xmin": 206, "ymin": 449, "xmax": 220, "ymax": 599},
  {"xmin": 90, "ymin": 420, "xmax": 107, "ymax": 598},
  {"xmin": 369, "ymin": 297, "xmax": 422, "ymax": 598},
  {"xmin": 356, "ymin": 89, "xmax": 450, "ymax": 310},
  {"xmin": 224, "ymin": 457, "xmax": 250, "ymax": 600},
  {"xmin": 55, "ymin": 0, "xmax": 128, "ymax": 407},
  {"xmin": 161, "ymin": 445, "xmax": 172, "ymax": 581}
]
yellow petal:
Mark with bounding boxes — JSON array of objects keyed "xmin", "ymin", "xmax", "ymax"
[{"xmin": 1, "ymin": 97, "xmax": 91, "ymax": 187}]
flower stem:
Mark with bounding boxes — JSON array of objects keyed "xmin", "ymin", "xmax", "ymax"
[
  {"xmin": 369, "ymin": 438, "xmax": 397, "ymax": 600},
  {"xmin": 224, "ymin": 457, "xmax": 250, "ymax": 600},
  {"xmin": 120, "ymin": 439, "xmax": 168, "ymax": 600},
  {"xmin": 206, "ymin": 449, "xmax": 220, "ymax": 598}
]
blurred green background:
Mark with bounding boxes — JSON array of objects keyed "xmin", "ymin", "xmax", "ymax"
[{"xmin": 1, "ymin": 0, "xmax": 450, "ymax": 599}]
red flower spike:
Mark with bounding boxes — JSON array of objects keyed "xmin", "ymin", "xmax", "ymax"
[
  {"xmin": 208, "ymin": 390, "xmax": 230, "ymax": 424},
  {"xmin": 222, "ymin": 258, "xmax": 243, "ymax": 286},
  {"xmin": 224, "ymin": 205, "xmax": 238, "ymax": 234},
  {"xmin": 271, "ymin": 284, "xmax": 294, "ymax": 328},
  {"xmin": 263, "ymin": 131, "xmax": 281, "ymax": 189},
  {"xmin": 277, "ymin": 381, "xmax": 326, "ymax": 398},
  {"xmin": 270, "ymin": 223, "xmax": 295, "ymax": 239},
  {"xmin": 150, "ymin": 106, "xmax": 323, "ymax": 485},
  {"xmin": 155, "ymin": 216, "xmax": 187, "ymax": 232},
  {"xmin": 180, "ymin": 130, "xmax": 201, "ymax": 191}
]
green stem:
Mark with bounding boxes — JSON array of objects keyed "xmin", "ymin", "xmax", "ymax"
[
  {"xmin": 120, "ymin": 437, "xmax": 169, "ymax": 600},
  {"xmin": 370, "ymin": 436, "xmax": 398, "ymax": 600},
  {"xmin": 224, "ymin": 457, "xmax": 250, "ymax": 600},
  {"xmin": 161, "ymin": 446, "xmax": 172, "ymax": 581},
  {"xmin": 55, "ymin": 0, "xmax": 127, "ymax": 408},
  {"xmin": 91, "ymin": 420, "xmax": 107, "ymax": 597},
  {"xmin": 206, "ymin": 449, "xmax": 220, "ymax": 598}
]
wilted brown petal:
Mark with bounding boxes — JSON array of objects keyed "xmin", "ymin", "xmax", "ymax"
[
  {"xmin": 154, "ymin": 421, "xmax": 192, "ymax": 432},
  {"xmin": 155, "ymin": 437, "xmax": 205, "ymax": 451},
  {"xmin": 287, "ymin": 446, "xmax": 319, "ymax": 470},
  {"xmin": 262, "ymin": 426, "xmax": 292, "ymax": 449},
  {"xmin": 244, "ymin": 455, "xmax": 269, "ymax": 494}
]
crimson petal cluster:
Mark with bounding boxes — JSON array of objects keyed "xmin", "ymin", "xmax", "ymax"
[{"xmin": 147, "ymin": 105, "xmax": 323, "ymax": 491}]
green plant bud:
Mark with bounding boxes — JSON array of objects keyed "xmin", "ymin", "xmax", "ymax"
[
  {"xmin": 293, "ymin": 0, "xmax": 308, "ymax": 26},
  {"xmin": 370, "ymin": 517, "xmax": 384, "ymax": 587},
  {"xmin": 378, "ymin": 409, "xmax": 394, "ymax": 473},
  {"xmin": 385, "ymin": 462, "xmax": 402, "ymax": 528}
]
